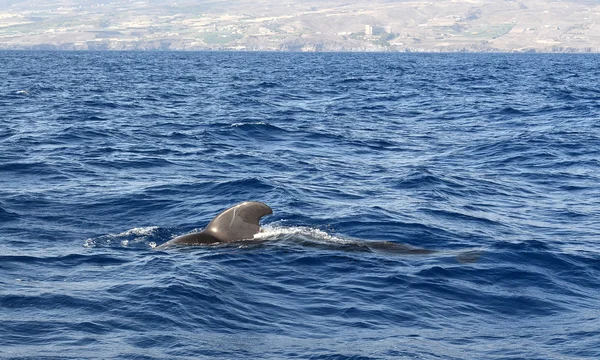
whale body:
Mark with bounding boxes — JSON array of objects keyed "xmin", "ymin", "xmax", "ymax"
[
  {"xmin": 155, "ymin": 201, "xmax": 479, "ymax": 262},
  {"xmin": 156, "ymin": 201, "xmax": 272, "ymax": 249}
]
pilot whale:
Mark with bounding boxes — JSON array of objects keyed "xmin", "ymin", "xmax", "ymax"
[
  {"xmin": 156, "ymin": 201, "xmax": 272, "ymax": 249},
  {"xmin": 156, "ymin": 201, "xmax": 480, "ymax": 262},
  {"xmin": 155, "ymin": 201, "xmax": 433, "ymax": 254}
]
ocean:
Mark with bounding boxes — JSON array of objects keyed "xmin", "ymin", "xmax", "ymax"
[{"xmin": 0, "ymin": 51, "xmax": 599, "ymax": 359}]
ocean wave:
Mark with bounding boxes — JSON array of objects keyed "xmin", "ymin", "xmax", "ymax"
[
  {"xmin": 229, "ymin": 121, "xmax": 289, "ymax": 136},
  {"xmin": 0, "ymin": 253, "xmax": 131, "ymax": 267},
  {"xmin": 0, "ymin": 161, "xmax": 64, "ymax": 176},
  {"xmin": 394, "ymin": 168, "xmax": 465, "ymax": 190},
  {"xmin": 0, "ymin": 205, "xmax": 19, "ymax": 221}
]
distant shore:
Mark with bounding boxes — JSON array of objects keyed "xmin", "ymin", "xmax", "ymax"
[
  {"xmin": 1, "ymin": 47, "xmax": 599, "ymax": 54},
  {"xmin": 1, "ymin": 0, "xmax": 598, "ymax": 53}
]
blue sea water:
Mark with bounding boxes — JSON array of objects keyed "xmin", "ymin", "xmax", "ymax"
[{"xmin": 0, "ymin": 51, "xmax": 599, "ymax": 359}]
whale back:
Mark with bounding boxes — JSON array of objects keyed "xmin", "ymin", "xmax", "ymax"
[{"xmin": 202, "ymin": 201, "xmax": 273, "ymax": 242}]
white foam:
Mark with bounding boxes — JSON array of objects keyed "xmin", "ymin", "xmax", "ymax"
[
  {"xmin": 83, "ymin": 238, "xmax": 95, "ymax": 248},
  {"xmin": 231, "ymin": 121, "xmax": 267, "ymax": 127},
  {"xmin": 83, "ymin": 226, "xmax": 159, "ymax": 248},
  {"xmin": 113, "ymin": 226, "xmax": 159, "ymax": 237},
  {"xmin": 255, "ymin": 225, "xmax": 354, "ymax": 244}
]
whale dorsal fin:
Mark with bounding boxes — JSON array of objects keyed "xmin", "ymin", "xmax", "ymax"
[{"xmin": 202, "ymin": 201, "xmax": 273, "ymax": 242}]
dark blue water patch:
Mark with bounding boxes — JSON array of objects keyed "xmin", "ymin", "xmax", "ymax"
[
  {"xmin": 95, "ymin": 156, "xmax": 177, "ymax": 170},
  {"xmin": 0, "ymin": 127, "xmax": 17, "ymax": 141},
  {"xmin": 0, "ymin": 254, "xmax": 130, "ymax": 268},
  {"xmin": 207, "ymin": 178, "xmax": 275, "ymax": 198},
  {"xmin": 255, "ymin": 81, "xmax": 281, "ymax": 89},
  {"xmin": 393, "ymin": 168, "xmax": 466, "ymax": 191},
  {"xmin": 0, "ymin": 204, "xmax": 19, "ymax": 221},
  {"xmin": 1, "ymin": 320, "xmax": 99, "ymax": 347},
  {"xmin": 229, "ymin": 121, "xmax": 290, "ymax": 139},
  {"xmin": 573, "ymin": 85, "xmax": 600, "ymax": 99},
  {"xmin": 53, "ymin": 126, "xmax": 121, "ymax": 143},
  {"xmin": 0, "ymin": 161, "xmax": 65, "ymax": 177},
  {"xmin": 1, "ymin": 293, "xmax": 109, "ymax": 313},
  {"xmin": 306, "ymin": 352, "xmax": 381, "ymax": 360},
  {"xmin": 83, "ymin": 195, "xmax": 177, "ymax": 222},
  {"xmin": 416, "ymin": 282, "xmax": 563, "ymax": 318},
  {"xmin": 423, "ymin": 208, "xmax": 505, "ymax": 228}
]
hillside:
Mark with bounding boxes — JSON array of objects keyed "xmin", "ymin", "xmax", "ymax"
[{"xmin": 1, "ymin": 0, "xmax": 599, "ymax": 52}]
